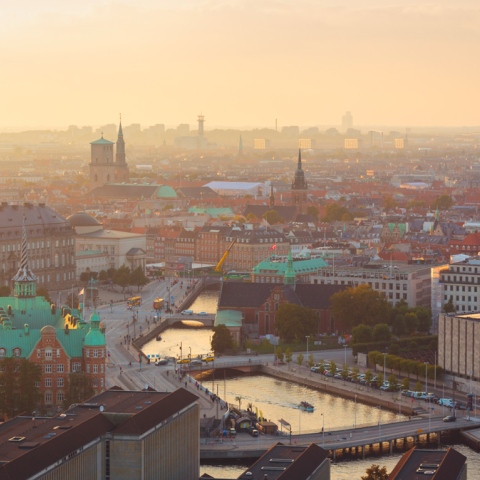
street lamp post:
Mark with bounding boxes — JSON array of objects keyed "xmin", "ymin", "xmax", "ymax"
[
  {"xmin": 383, "ymin": 352, "xmax": 387, "ymax": 380},
  {"xmin": 306, "ymin": 336, "xmax": 310, "ymax": 364},
  {"xmin": 321, "ymin": 413, "xmax": 325, "ymax": 447},
  {"xmin": 354, "ymin": 394, "xmax": 357, "ymax": 429},
  {"xmin": 378, "ymin": 405, "xmax": 382, "ymax": 443},
  {"xmin": 424, "ymin": 362, "xmax": 428, "ymax": 393}
]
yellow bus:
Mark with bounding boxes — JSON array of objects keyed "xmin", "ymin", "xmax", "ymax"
[
  {"xmin": 127, "ymin": 296, "xmax": 142, "ymax": 307},
  {"xmin": 153, "ymin": 297, "xmax": 164, "ymax": 310}
]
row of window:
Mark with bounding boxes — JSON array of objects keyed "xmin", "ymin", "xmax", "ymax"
[
  {"xmin": 0, "ymin": 238, "xmax": 73, "ymax": 252},
  {"xmin": 444, "ymin": 295, "xmax": 478, "ymax": 303},
  {"xmin": 442, "ymin": 275, "xmax": 480, "ymax": 284},
  {"xmin": 44, "ymin": 364, "xmax": 64, "ymax": 373},
  {"xmin": 444, "ymin": 285, "xmax": 478, "ymax": 292},
  {"xmin": 85, "ymin": 349, "xmax": 105, "ymax": 358}
]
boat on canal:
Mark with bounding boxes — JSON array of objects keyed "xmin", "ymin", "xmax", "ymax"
[{"xmin": 299, "ymin": 401, "xmax": 314, "ymax": 412}]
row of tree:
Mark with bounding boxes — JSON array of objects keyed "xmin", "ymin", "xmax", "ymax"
[
  {"xmin": 331, "ymin": 285, "xmax": 432, "ymax": 333},
  {"xmin": 80, "ymin": 265, "xmax": 149, "ymax": 292},
  {"xmin": 0, "ymin": 358, "xmax": 94, "ymax": 418}
]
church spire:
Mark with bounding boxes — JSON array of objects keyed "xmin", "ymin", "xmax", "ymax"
[
  {"xmin": 283, "ymin": 248, "xmax": 296, "ymax": 287},
  {"xmin": 13, "ymin": 213, "xmax": 37, "ymax": 298},
  {"xmin": 115, "ymin": 115, "xmax": 126, "ymax": 165},
  {"xmin": 298, "ymin": 148, "xmax": 302, "ymax": 170},
  {"xmin": 269, "ymin": 183, "xmax": 275, "ymax": 207},
  {"xmin": 118, "ymin": 113, "xmax": 123, "ymax": 137}
]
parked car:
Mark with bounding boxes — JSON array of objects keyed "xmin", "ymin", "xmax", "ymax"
[
  {"xmin": 379, "ymin": 382, "xmax": 390, "ymax": 391},
  {"xmin": 177, "ymin": 358, "xmax": 190, "ymax": 364},
  {"xmin": 443, "ymin": 415, "xmax": 457, "ymax": 422},
  {"xmin": 181, "ymin": 310, "xmax": 193, "ymax": 315},
  {"xmin": 424, "ymin": 393, "xmax": 439, "ymax": 403},
  {"xmin": 190, "ymin": 359, "xmax": 202, "ymax": 366},
  {"xmin": 197, "ymin": 311, "xmax": 208, "ymax": 316},
  {"xmin": 310, "ymin": 366, "xmax": 320, "ymax": 373},
  {"xmin": 203, "ymin": 356, "xmax": 215, "ymax": 362},
  {"xmin": 247, "ymin": 427, "xmax": 259, "ymax": 437},
  {"xmin": 155, "ymin": 359, "xmax": 169, "ymax": 366}
]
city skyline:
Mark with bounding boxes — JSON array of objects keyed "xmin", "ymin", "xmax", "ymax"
[{"xmin": 1, "ymin": 0, "xmax": 479, "ymax": 128}]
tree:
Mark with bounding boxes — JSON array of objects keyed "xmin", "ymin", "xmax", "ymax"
[
  {"xmin": 296, "ymin": 353, "xmax": 304, "ymax": 367},
  {"xmin": 113, "ymin": 265, "xmax": 131, "ymax": 292},
  {"xmin": 392, "ymin": 314, "xmax": 407, "ymax": 336},
  {"xmin": 131, "ymin": 266, "xmax": 149, "ymax": 291},
  {"xmin": 285, "ymin": 348, "xmax": 293, "ymax": 367},
  {"xmin": 365, "ymin": 369, "xmax": 373, "ymax": 385},
  {"xmin": 341, "ymin": 363, "xmax": 349, "ymax": 382},
  {"xmin": 98, "ymin": 269, "xmax": 108, "ymax": 282},
  {"xmin": 404, "ymin": 312, "xmax": 419, "ymax": 335},
  {"xmin": 36, "ymin": 286, "xmax": 52, "ymax": 304},
  {"xmin": 307, "ymin": 354, "xmax": 315, "ymax": 369},
  {"xmin": 413, "ymin": 307, "xmax": 432, "ymax": 334},
  {"xmin": 64, "ymin": 372, "xmax": 95, "ymax": 409},
  {"xmin": 387, "ymin": 374, "xmax": 398, "ymax": 392},
  {"xmin": 352, "ymin": 324, "xmax": 373, "ymax": 344},
  {"xmin": 432, "ymin": 194, "xmax": 454, "ymax": 211},
  {"xmin": 262, "ymin": 210, "xmax": 284, "ymax": 225},
  {"xmin": 276, "ymin": 346, "xmax": 284, "ymax": 363},
  {"xmin": 376, "ymin": 372, "xmax": 384, "ymax": 389},
  {"xmin": 17, "ymin": 360, "xmax": 41, "ymax": 415},
  {"xmin": 329, "ymin": 360, "xmax": 337, "ymax": 376},
  {"xmin": 383, "ymin": 195, "xmax": 397, "ymax": 211},
  {"xmin": 211, "ymin": 325, "xmax": 234, "ymax": 354},
  {"xmin": 401, "ymin": 377, "xmax": 410, "ymax": 391},
  {"xmin": 323, "ymin": 203, "xmax": 353, "ymax": 223},
  {"xmin": 275, "ymin": 304, "xmax": 317, "ymax": 343},
  {"xmin": 373, "ymin": 323, "xmax": 391, "ymax": 342},
  {"xmin": 330, "ymin": 284, "xmax": 392, "ymax": 331},
  {"xmin": 415, "ymin": 380, "xmax": 422, "ymax": 392},
  {"xmin": 361, "ymin": 464, "xmax": 389, "ymax": 480},
  {"xmin": 352, "ymin": 366, "xmax": 360, "ymax": 384},
  {"xmin": 443, "ymin": 297, "xmax": 456, "ymax": 313}
]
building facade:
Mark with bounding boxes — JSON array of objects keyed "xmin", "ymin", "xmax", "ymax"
[
  {"xmin": 291, "ymin": 149, "xmax": 308, "ymax": 215},
  {"xmin": 312, "ymin": 262, "xmax": 432, "ymax": 308},
  {"xmin": 0, "ymin": 202, "xmax": 76, "ymax": 290},
  {"xmin": 440, "ymin": 254, "xmax": 480, "ymax": 313}
]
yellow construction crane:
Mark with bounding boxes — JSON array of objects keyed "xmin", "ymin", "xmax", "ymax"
[{"xmin": 215, "ymin": 238, "xmax": 237, "ymax": 272}]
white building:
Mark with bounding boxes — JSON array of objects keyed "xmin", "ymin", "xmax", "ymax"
[
  {"xmin": 67, "ymin": 212, "xmax": 146, "ymax": 272},
  {"xmin": 203, "ymin": 181, "xmax": 267, "ymax": 198},
  {"xmin": 75, "ymin": 249, "xmax": 110, "ymax": 279},
  {"xmin": 439, "ymin": 254, "xmax": 480, "ymax": 314},
  {"xmin": 312, "ymin": 262, "xmax": 432, "ymax": 308}
]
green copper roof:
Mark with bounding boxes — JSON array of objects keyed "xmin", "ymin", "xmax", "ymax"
[
  {"xmin": 84, "ymin": 311, "xmax": 105, "ymax": 347},
  {"xmin": 189, "ymin": 207, "xmax": 234, "ymax": 218},
  {"xmin": 156, "ymin": 185, "xmax": 178, "ymax": 198},
  {"xmin": 252, "ymin": 255, "xmax": 328, "ymax": 275},
  {"xmin": 215, "ymin": 310, "xmax": 243, "ymax": 327},
  {"xmin": 90, "ymin": 137, "xmax": 114, "ymax": 145}
]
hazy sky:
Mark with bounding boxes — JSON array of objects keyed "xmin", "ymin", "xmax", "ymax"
[{"xmin": 1, "ymin": 0, "xmax": 479, "ymax": 129}]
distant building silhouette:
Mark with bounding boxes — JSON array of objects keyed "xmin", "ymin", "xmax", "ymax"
[
  {"xmin": 342, "ymin": 110, "xmax": 353, "ymax": 130},
  {"xmin": 291, "ymin": 149, "xmax": 308, "ymax": 215}
]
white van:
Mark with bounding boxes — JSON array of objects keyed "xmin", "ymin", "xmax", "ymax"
[{"xmin": 438, "ymin": 398, "xmax": 454, "ymax": 407}]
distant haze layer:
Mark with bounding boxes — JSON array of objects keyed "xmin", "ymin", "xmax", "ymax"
[{"xmin": 0, "ymin": 0, "xmax": 479, "ymax": 128}]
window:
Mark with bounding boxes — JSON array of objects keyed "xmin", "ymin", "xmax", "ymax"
[
  {"xmin": 45, "ymin": 392, "xmax": 53, "ymax": 404},
  {"xmin": 45, "ymin": 348, "xmax": 52, "ymax": 359},
  {"xmin": 45, "ymin": 364, "xmax": 52, "ymax": 373},
  {"xmin": 45, "ymin": 378, "xmax": 52, "ymax": 387},
  {"xmin": 0, "ymin": 348, "xmax": 6, "ymax": 357},
  {"xmin": 37, "ymin": 349, "xmax": 41, "ymax": 358},
  {"xmin": 13, "ymin": 348, "xmax": 21, "ymax": 357},
  {"xmin": 72, "ymin": 362, "xmax": 81, "ymax": 372},
  {"xmin": 93, "ymin": 364, "xmax": 98, "ymax": 373},
  {"xmin": 35, "ymin": 381, "xmax": 40, "ymax": 388},
  {"xmin": 57, "ymin": 378, "xmax": 64, "ymax": 388},
  {"xmin": 57, "ymin": 349, "xmax": 61, "ymax": 358},
  {"xmin": 93, "ymin": 349, "xmax": 98, "ymax": 358},
  {"xmin": 57, "ymin": 392, "xmax": 65, "ymax": 403},
  {"xmin": 86, "ymin": 365, "xmax": 90, "ymax": 373},
  {"xmin": 57, "ymin": 364, "xmax": 64, "ymax": 373}
]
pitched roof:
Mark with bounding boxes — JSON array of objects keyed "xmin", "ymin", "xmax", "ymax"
[{"xmin": 295, "ymin": 284, "xmax": 347, "ymax": 309}]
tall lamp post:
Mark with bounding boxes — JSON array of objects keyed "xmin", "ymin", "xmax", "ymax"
[
  {"xmin": 321, "ymin": 413, "xmax": 325, "ymax": 447},
  {"xmin": 354, "ymin": 394, "xmax": 357, "ymax": 429},
  {"xmin": 306, "ymin": 336, "xmax": 310, "ymax": 363},
  {"xmin": 424, "ymin": 362, "xmax": 428, "ymax": 393},
  {"xmin": 383, "ymin": 352, "xmax": 387, "ymax": 380}
]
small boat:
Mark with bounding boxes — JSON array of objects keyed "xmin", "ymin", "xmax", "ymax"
[
  {"xmin": 299, "ymin": 401, "xmax": 314, "ymax": 412},
  {"xmin": 156, "ymin": 335, "xmax": 162, "ymax": 341}
]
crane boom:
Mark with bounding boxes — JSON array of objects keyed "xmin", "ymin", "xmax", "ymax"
[{"xmin": 215, "ymin": 238, "xmax": 237, "ymax": 272}]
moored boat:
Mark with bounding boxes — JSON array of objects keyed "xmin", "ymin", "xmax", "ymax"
[{"xmin": 299, "ymin": 401, "xmax": 314, "ymax": 412}]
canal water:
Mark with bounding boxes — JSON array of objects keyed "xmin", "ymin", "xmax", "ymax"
[{"xmin": 143, "ymin": 289, "xmax": 480, "ymax": 479}]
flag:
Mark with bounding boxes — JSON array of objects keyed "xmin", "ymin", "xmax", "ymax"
[
  {"xmin": 78, "ymin": 288, "xmax": 85, "ymax": 296},
  {"xmin": 270, "ymin": 244, "xmax": 277, "ymax": 250}
]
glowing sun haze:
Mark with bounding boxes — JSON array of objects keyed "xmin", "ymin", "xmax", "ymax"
[{"xmin": 1, "ymin": 0, "xmax": 479, "ymax": 128}]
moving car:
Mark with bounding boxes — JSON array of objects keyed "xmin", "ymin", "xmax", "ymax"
[
  {"xmin": 203, "ymin": 356, "xmax": 215, "ymax": 362},
  {"xmin": 177, "ymin": 358, "xmax": 190, "ymax": 364},
  {"xmin": 190, "ymin": 359, "xmax": 202, "ymax": 366},
  {"xmin": 197, "ymin": 311, "xmax": 208, "ymax": 316},
  {"xmin": 181, "ymin": 310, "xmax": 193, "ymax": 315},
  {"xmin": 443, "ymin": 415, "xmax": 456, "ymax": 422},
  {"xmin": 155, "ymin": 359, "xmax": 168, "ymax": 366}
]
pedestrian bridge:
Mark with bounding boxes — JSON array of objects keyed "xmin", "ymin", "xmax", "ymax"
[{"xmin": 165, "ymin": 314, "xmax": 215, "ymax": 328}]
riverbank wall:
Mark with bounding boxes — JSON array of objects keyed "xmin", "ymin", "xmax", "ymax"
[{"xmin": 260, "ymin": 365, "xmax": 419, "ymax": 417}]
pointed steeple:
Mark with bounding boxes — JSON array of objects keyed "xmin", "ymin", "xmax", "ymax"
[
  {"xmin": 115, "ymin": 115, "xmax": 126, "ymax": 165},
  {"xmin": 269, "ymin": 184, "xmax": 275, "ymax": 207},
  {"xmin": 13, "ymin": 214, "xmax": 37, "ymax": 298},
  {"xmin": 297, "ymin": 148, "xmax": 302, "ymax": 170}
]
